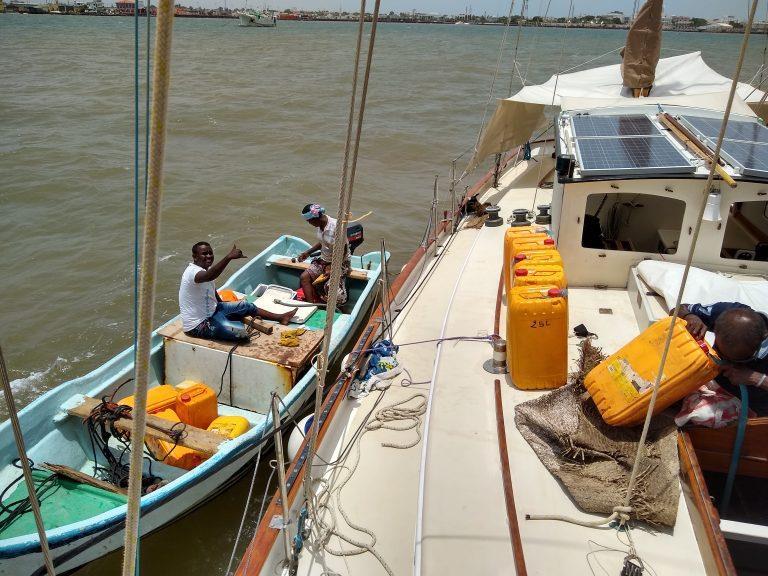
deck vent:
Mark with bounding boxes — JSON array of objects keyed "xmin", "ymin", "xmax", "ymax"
[{"xmin": 483, "ymin": 337, "xmax": 508, "ymax": 374}]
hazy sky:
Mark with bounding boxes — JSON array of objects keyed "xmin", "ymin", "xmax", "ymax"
[{"xmin": 213, "ymin": 0, "xmax": 762, "ymax": 19}]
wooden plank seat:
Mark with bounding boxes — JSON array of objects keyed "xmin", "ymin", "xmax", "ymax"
[
  {"xmin": 66, "ymin": 396, "xmax": 225, "ymax": 456},
  {"xmin": 157, "ymin": 319, "xmax": 323, "ymax": 372},
  {"xmin": 687, "ymin": 417, "xmax": 768, "ymax": 479},
  {"xmin": 270, "ymin": 257, "xmax": 369, "ymax": 281}
]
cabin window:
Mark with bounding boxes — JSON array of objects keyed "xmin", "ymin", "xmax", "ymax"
[
  {"xmin": 582, "ymin": 193, "xmax": 686, "ymax": 254},
  {"xmin": 720, "ymin": 201, "xmax": 768, "ymax": 261}
]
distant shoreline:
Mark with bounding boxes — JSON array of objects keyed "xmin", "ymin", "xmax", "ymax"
[{"xmin": 0, "ymin": 11, "xmax": 752, "ymax": 33}]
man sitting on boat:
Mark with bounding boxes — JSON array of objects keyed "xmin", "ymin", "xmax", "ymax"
[
  {"xmin": 681, "ymin": 302, "xmax": 768, "ymax": 414},
  {"xmin": 296, "ymin": 203, "xmax": 351, "ymax": 305},
  {"xmin": 179, "ymin": 242, "xmax": 295, "ymax": 342}
]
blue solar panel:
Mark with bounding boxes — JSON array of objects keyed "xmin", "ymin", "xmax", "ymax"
[
  {"xmin": 679, "ymin": 115, "xmax": 768, "ymax": 144},
  {"xmin": 717, "ymin": 139, "xmax": 768, "ymax": 177},
  {"xmin": 571, "ymin": 114, "xmax": 660, "ymax": 138},
  {"xmin": 575, "ymin": 136, "xmax": 695, "ymax": 176}
]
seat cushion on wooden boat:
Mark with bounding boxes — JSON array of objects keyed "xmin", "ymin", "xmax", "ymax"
[
  {"xmin": 637, "ymin": 260, "xmax": 768, "ymax": 315},
  {"xmin": 0, "ymin": 470, "xmax": 126, "ymax": 538},
  {"xmin": 515, "ymin": 384, "xmax": 680, "ymax": 527},
  {"xmin": 158, "ymin": 319, "xmax": 323, "ymax": 370}
]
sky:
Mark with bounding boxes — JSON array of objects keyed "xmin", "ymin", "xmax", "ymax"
[{"xmin": 201, "ymin": 0, "xmax": 763, "ymax": 19}]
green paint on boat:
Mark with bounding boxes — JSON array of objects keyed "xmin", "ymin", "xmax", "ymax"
[
  {"xmin": 304, "ymin": 310, "xmax": 342, "ymax": 330},
  {"xmin": 0, "ymin": 469, "xmax": 126, "ymax": 538}
]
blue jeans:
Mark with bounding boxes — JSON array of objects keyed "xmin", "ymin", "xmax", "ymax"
[{"xmin": 187, "ymin": 301, "xmax": 259, "ymax": 342}]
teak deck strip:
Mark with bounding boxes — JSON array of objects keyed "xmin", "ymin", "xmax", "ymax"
[
  {"xmin": 67, "ymin": 396, "xmax": 224, "ymax": 456},
  {"xmin": 158, "ymin": 319, "xmax": 323, "ymax": 371}
]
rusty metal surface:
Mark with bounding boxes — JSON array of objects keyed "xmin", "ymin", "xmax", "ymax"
[{"xmin": 159, "ymin": 320, "xmax": 323, "ymax": 370}]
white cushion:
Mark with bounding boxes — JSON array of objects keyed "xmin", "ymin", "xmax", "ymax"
[{"xmin": 636, "ymin": 260, "xmax": 768, "ymax": 316}]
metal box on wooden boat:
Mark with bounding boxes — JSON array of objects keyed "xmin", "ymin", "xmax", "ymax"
[
  {"xmin": 584, "ymin": 318, "xmax": 721, "ymax": 426},
  {"xmin": 506, "ymin": 285, "xmax": 568, "ymax": 389}
]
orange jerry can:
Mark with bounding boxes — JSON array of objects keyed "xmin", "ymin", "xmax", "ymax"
[
  {"xmin": 506, "ymin": 286, "xmax": 568, "ymax": 390},
  {"xmin": 117, "ymin": 385, "xmax": 177, "ymax": 414},
  {"xmin": 512, "ymin": 263, "xmax": 567, "ymax": 289},
  {"xmin": 512, "ymin": 236, "xmax": 556, "ymax": 257},
  {"xmin": 503, "ymin": 227, "xmax": 549, "ymax": 294},
  {"xmin": 175, "ymin": 383, "xmax": 218, "ymax": 429},
  {"xmin": 584, "ymin": 318, "xmax": 721, "ymax": 427},
  {"xmin": 146, "ymin": 409, "xmax": 204, "ymax": 470},
  {"xmin": 513, "ymin": 249, "xmax": 563, "ymax": 268}
]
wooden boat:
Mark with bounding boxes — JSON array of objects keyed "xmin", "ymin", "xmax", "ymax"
[
  {"xmin": 0, "ymin": 234, "xmax": 384, "ymax": 575},
  {"xmin": 234, "ymin": 49, "xmax": 768, "ymax": 576}
]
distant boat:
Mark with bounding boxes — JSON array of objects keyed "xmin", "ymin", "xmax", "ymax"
[{"xmin": 236, "ymin": 9, "xmax": 277, "ymax": 27}]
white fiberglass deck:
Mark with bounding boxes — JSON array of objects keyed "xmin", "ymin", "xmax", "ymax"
[{"xmin": 294, "ymin": 156, "xmax": 708, "ymax": 575}]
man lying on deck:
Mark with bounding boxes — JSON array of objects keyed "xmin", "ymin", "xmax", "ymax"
[
  {"xmin": 679, "ymin": 302, "xmax": 768, "ymax": 415},
  {"xmin": 179, "ymin": 242, "xmax": 295, "ymax": 342},
  {"xmin": 296, "ymin": 203, "xmax": 351, "ymax": 305}
]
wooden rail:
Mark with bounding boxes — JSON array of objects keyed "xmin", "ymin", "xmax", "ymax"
[
  {"xmin": 271, "ymin": 257, "xmax": 369, "ymax": 281},
  {"xmin": 67, "ymin": 396, "xmax": 224, "ymax": 456}
]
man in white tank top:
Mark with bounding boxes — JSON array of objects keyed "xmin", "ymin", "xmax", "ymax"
[
  {"xmin": 296, "ymin": 203, "xmax": 351, "ymax": 305},
  {"xmin": 179, "ymin": 242, "xmax": 295, "ymax": 342}
]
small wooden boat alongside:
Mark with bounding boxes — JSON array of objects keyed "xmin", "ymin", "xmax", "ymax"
[{"xmin": 0, "ymin": 234, "xmax": 384, "ymax": 575}]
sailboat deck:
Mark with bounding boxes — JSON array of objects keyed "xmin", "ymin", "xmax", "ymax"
[{"xmin": 297, "ymin": 158, "xmax": 708, "ymax": 575}]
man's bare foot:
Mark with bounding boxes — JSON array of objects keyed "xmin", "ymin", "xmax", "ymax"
[{"xmin": 279, "ymin": 308, "xmax": 298, "ymax": 325}]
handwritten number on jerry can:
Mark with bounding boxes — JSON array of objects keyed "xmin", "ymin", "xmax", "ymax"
[{"xmin": 530, "ymin": 319, "xmax": 551, "ymax": 328}]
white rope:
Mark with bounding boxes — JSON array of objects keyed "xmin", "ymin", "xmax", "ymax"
[
  {"xmin": 308, "ymin": 392, "xmax": 426, "ymax": 575},
  {"xmin": 0, "ymin": 346, "xmax": 56, "ymax": 576},
  {"xmin": 121, "ymin": 2, "xmax": 175, "ymax": 574},
  {"xmin": 224, "ymin": 437, "xmax": 265, "ymax": 576}
]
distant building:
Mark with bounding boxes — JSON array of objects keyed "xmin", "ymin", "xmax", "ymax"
[
  {"xmin": 600, "ymin": 10, "xmax": 627, "ymax": 24},
  {"xmin": 115, "ymin": 0, "xmax": 144, "ymax": 14}
]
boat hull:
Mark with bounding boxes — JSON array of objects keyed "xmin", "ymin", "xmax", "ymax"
[
  {"xmin": 0, "ymin": 235, "xmax": 382, "ymax": 575},
  {"xmin": 238, "ymin": 13, "xmax": 276, "ymax": 27}
]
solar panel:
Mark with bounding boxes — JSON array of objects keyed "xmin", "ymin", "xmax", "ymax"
[
  {"xmin": 575, "ymin": 136, "xmax": 695, "ymax": 176},
  {"xmin": 571, "ymin": 114, "xmax": 660, "ymax": 138},
  {"xmin": 678, "ymin": 115, "xmax": 768, "ymax": 144},
  {"xmin": 717, "ymin": 139, "xmax": 768, "ymax": 177}
]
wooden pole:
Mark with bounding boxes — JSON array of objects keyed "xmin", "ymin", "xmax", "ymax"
[{"xmin": 0, "ymin": 346, "xmax": 56, "ymax": 576}]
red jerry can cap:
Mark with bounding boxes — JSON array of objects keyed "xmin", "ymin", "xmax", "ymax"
[
  {"xmin": 180, "ymin": 393, "xmax": 191, "ymax": 402},
  {"xmin": 543, "ymin": 238, "xmax": 555, "ymax": 245},
  {"xmin": 515, "ymin": 268, "xmax": 529, "ymax": 276},
  {"xmin": 514, "ymin": 254, "xmax": 526, "ymax": 262},
  {"xmin": 547, "ymin": 288, "xmax": 563, "ymax": 298}
]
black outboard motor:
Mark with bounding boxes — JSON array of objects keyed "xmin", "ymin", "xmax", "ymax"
[{"xmin": 347, "ymin": 224, "xmax": 364, "ymax": 255}]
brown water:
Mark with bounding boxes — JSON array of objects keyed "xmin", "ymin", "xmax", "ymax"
[{"xmin": 1, "ymin": 13, "xmax": 765, "ymax": 574}]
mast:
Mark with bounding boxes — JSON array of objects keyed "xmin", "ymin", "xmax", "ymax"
[{"xmin": 621, "ymin": 0, "xmax": 663, "ymax": 97}]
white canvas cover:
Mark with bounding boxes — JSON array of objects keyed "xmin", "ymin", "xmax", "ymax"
[{"xmin": 468, "ymin": 52, "xmax": 767, "ymax": 171}]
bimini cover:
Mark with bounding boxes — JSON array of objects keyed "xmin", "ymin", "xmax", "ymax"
[{"xmin": 468, "ymin": 51, "xmax": 768, "ymax": 171}]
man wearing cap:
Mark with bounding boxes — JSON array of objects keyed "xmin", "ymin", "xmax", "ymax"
[
  {"xmin": 680, "ymin": 302, "xmax": 768, "ymax": 415},
  {"xmin": 296, "ymin": 203, "xmax": 351, "ymax": 305}
]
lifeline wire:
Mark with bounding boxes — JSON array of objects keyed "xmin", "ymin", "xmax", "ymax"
[{"xmin": 121, "ymin": 1, "xmax": 175, "ymax": 574}]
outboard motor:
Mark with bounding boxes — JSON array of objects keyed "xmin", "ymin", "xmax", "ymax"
[{"xmin": 347, "ymin": 223, "xmax": 364, "ymax": 254}]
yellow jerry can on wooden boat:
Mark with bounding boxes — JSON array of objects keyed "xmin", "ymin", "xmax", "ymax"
[
  {"xmin": 584, "ymin": 318, "xmax": 721, "ymax": 427},
  {"xmin": 506, "ymin": 285, "xmax": 568, "ymax": 390},
  {"xmin": 207, "ymin": 415, "xmax": 250, "ymax": 438},
  {"xmin": 512, "ymin": 263, "xmax": 567, "ymax": 289},
  {"xmin": 117, "ymin": 385, "xmax": 177, "ymax": 414},
  {"xmin": 146, "ymin": 409, "xmax": 205, "ymax": 470},
  {"xmin": 513, "ymin": 249, "xmax": 564, "ymax": 268}
]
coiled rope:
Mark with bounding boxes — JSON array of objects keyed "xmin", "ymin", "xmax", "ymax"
[{"xmin": 121, "ymin": 1, "xmax": 175, "ymax": 574}]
